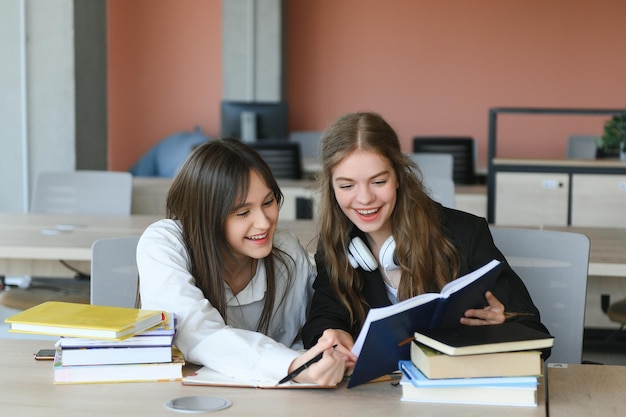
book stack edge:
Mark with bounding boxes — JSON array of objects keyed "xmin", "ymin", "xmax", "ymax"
[
  {"xmin": 52, "ymin": 312, "xmax": 181, "ymax": 384},
  {"xmin": 4, "ymin": 301, "xmax": 182, "ymax": 384},
  {"xmin": 399, "ymin": 322, "xmax": 554, "ymax": 407}
]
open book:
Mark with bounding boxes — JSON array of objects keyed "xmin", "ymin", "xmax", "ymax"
[
  {"xmin": 182, "ymin": 366, "xmax": 337, "ymax": 389},
  {"xmin": 348, "ymin": 259, "xmax": 502, "ymax": 388}
]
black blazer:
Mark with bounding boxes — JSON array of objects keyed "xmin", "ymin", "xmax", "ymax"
[{"xmin": 302, "ymin": 205, "xmax": 551, "ymax": 357}]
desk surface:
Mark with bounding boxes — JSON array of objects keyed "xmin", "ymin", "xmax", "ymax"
[
  {"xmin": 493, "ymin": 158, "xmax": 626, "ymax": 169},
  {"xmin": 0, "ymin": 213, "xmax": 160, "ymax": 277},
  {"xmin": 547, "ymin": 364, "xmax": 626, "ymax": 417},
  {"xmin": 1, "ymin": 214, "xmax": 625, "ymax": 278},
  {"xmin": 531, "ymin": 226, "xmax": 626, "ymax": 277},
  {"xmin": 0, "ymin": 338, "xmax": 545, "ymax": 417},
  {"xmin": 284, "ymin": 221, "xmax": 626, "ymax": 277},
  {"xmin": 0, "ymin": 213, "xmax": 160, "ymax": 260}
]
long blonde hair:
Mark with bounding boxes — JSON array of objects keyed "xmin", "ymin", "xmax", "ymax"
[{"xmin": 316, "ymin": 112, "xmax": 460, "ymax": 330}]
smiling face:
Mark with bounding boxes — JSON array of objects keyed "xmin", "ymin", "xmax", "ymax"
[
  {"xmin": 224, "ymin": 169, "xmax": 279, "ymax": 263},
  {"xmin": 331, "ymin": 149, "xmax": 398, "ymax": 245}
]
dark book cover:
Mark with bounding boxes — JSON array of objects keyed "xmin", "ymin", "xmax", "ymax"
[
  {"xmin": 428, "ymin": 261, "xmax": 503, "ymax": 329},
  {"xmin": 415, "ymin": 322, "xmax": 554, "ymax": 356},
  {"xmin": 348, "ymin": 259, "xmax": 503, "ymax": 388},
  {"xmin": 347, "ymin": 298, "xmax": 438, "ymax": 388}
]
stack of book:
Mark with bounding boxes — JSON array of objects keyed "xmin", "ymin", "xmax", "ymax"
[
  {"xmin": 53, "ymin": 312, "xmax": 182, "ymax": 384},
  {"xmin": 399, "ymin": 322, "xmax": 554, "ymax": 407},
  {"xmin": 5, "ymin": 301, "xmax": 183, "ymax": 384}
]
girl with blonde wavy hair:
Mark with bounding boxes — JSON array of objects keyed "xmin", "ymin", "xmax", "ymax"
[{"xmin": 302, "ymin": 112, "xmax": 550, "ymax": 356}]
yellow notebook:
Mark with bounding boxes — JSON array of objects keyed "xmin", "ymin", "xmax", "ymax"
[{"xmin": 5, "ymin": 301, "xmax": 165, "ymax": 340}]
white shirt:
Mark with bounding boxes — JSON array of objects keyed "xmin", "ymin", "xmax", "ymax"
[{"xmin": 137, "ymin": 219, "xmax": 315, "ymax": 381}]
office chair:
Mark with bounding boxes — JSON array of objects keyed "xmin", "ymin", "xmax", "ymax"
[
  {"xmin": 420, "ymin": 177, "xmax": 456, "ymax": 209},
  {"xmin": 412, "ymin": 137, "xmax": 476, "ymax": 185},
  {"xmin": 31, "ymin": 170, "xmax": 133, "ymax": 215},
  {"xmin": 490, "ymin": 227, "xmax": 590, "ymax": 364},
  {"xmin": 566, "ymin": 135, "xmax": 599, "ymax": 159},
  {"xmin": 408, "ymin": 153, "xmax": 456, "ymax": 208},
  {"xmin": 409, "ymin": 153, "xmax": 454, "ymax": 181},
  {"xmin": 0, "ymin": 171, "xmax": 134, "ymax": 310},
  {"xmin": 289, "ymin": 131, "xmax": 322, "ymax": 159},
  {"xmin": 249, "ymin": 141, "xmax": 303, "ymax": 180},
  {"xmin": 90, "ymin": 236, "xmax": 141, "ymax": 308}
]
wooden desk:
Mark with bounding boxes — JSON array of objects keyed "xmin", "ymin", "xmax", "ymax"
[
  {"xmin": 547, "ymin": 364, "xmax": 626, "ymax": 417},
  {"xmin": 0, "ymin": 338, "xmax": 545, "ymax": 417},
  {"xmin": 0, "ymin": 213, "xmax": 160, "ymax": 277},
  {"xmin": 528, "ymin": 226, "xmax": 626, "ymax": 278},
  {"xmin": 132, "ymin": 177, "xmax": 488, "ymax": 219},
  {"xmin": 282, "ymin": 221, "xmax": 626, "ymax": 278}
]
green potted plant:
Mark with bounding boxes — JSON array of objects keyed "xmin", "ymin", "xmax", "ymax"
[{"xmin": 598, "ymin": 110, "xmax": 626, "ymax": 159}]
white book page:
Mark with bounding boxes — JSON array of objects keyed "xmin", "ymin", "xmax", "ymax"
[
  {"xmin": 352, "ymin": 259, "xmax": 500, "ymax": 356},
  {"xmin": 183, "ymin": 366, "xmax": 320, "ymax": 388},
  {"xmin": 352, "ymin": 292, "xmax": 440, "ymax": 356},
  {"xmin": 439, "ymin": 259, "xmax": 500, "ymax": 298}
]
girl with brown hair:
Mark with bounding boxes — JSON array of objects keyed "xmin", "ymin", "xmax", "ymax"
[{"xmin": 138, "ymin": 138, "xmax": 353, "ymax": 385}]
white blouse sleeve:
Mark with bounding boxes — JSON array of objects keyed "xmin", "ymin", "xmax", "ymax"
[{"xmin": 136, "ymin": 220, "xmax": 300, "ymax": 381}]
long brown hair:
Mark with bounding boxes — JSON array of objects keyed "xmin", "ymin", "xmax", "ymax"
[
  {"xmin": 316, "ymin": 112, "xmax": 460, "ymax": 329},
  {"xmin": 166, "ymin": 138, "xmax": 290, "ymax": 334}
]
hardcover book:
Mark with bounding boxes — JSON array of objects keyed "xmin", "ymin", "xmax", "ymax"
[
  {"xmin": 411, "ymin": 341, "xmax": 543, "ymax": 379},
  {"xmin": 53, "ymin": 348, "xmax": 184, "ymax": 384},
  {"xmin": 5, "ymin": 301, "xmax": 165, "ymax": 340},
  {"xmin": 398, "ymin": 360, "xmax": 538, "ymax": 407},
  {"xmin": 414, "ymin": 321, "xmax": 554, "ymax": 356},
  {"xmin": 56, "ymin": 312, "xmax": 175, "ymax": 349},
  {"xmin": 399, "ymin": 360, "xmax": 538, "ymax": 387},
  {"xmin": 348, "ymin": 259, "xmax": 502, "ymax": 388},
  {"xmin": 54, "ymin": 343, "xmax": 173, "ymax": 366}
]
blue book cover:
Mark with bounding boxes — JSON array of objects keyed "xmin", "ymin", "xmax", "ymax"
[{"xmin": 398, "ymin": 360, "xmax": 538, "ymax": 388}]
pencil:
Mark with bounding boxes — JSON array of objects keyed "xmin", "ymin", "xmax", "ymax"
[{"xmin": 277, "ymin": 344, "xmax": 337, "ymax": 385}]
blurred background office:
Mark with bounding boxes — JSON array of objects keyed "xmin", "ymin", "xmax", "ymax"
[{"xmin": 2, "ymin": 0, "xmax": 626, "ymax": 213}]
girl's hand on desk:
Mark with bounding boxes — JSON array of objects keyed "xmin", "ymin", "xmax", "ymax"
[{"xmin": 460, "ymin": 291, "xmax": 506, "ymax": 326}]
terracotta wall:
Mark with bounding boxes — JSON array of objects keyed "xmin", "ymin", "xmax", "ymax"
[
  {"xmin": 108, "ymin": 0, "xmax": 626, "ymax": 171},
  {"xmin": 107, "ymin": 0, "xmax": 222, "ymax": 172}
]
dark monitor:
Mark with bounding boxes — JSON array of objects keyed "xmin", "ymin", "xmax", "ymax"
[{"xmin": 220, "ymin": 101, "xmax": 289, "ymax": 142}]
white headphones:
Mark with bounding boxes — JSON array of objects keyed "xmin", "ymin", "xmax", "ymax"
[{"xmin": 347, "ymin": 235, "xmax": 399, "ymax": 273}]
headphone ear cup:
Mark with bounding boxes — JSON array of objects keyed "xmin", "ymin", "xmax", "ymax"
[
  {"xmin": 379, "ymin": 236, "xmax": 399, "ymax": 271},
  {"xmin": 348, "ymin": 237, "xmax": 378, "ymax": 272},
  {"xmin": 347, "ymin": 252, "xmax": 360, "ymax": 269}
]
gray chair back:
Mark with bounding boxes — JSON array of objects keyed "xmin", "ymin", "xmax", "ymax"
[
  {"xmin": 566, "ymin": 135, "xmax": 598, "ymax": 159},
  {"xmin": 90, "ymin": 236, "xmax": 141, "ymax": 308},
  {"xmin": 490, "ymin": 227, "xmax": 590, "ymax": 364},
  {"xmin": 31, "ymin": 171, "xmax": 133, "ymax": 215},
  {"xmin": 409, "ymin": 152, "xmax": 454, "ymax": 181},
  {"xmin": 289, "ymin": 131, "xmax": 322, "ymax": 159},
  {"xmin": 421, "ymin": 177, "xmax": 456, "ymax": 209}
]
